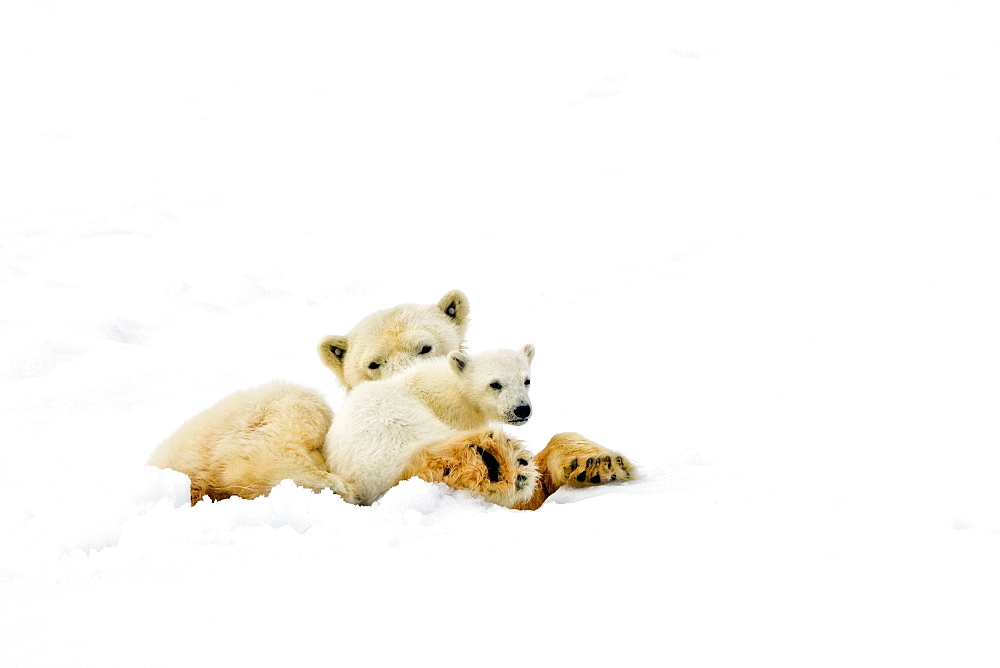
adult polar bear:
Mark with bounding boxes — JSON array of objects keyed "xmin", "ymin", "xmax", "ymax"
[
  {"xmin": 316, "ymin": 289, "xmax": 471, "ymax": 392},
  {"xmin": 148, "ymin": 290, "xmax": 632, "ymax": 508}
]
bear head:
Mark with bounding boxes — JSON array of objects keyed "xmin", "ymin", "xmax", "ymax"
[
  {"xmin": 318, "ymin": 289, "xmax": 470, "ymax": 391},
  {"xmin": 447, "ymin": 344, "xmax": 535, "ymax": 427}
]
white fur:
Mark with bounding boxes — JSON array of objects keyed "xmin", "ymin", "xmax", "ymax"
[{"xmin": 323, "ymin": 345, "xmax": 535, "ymax": 505}]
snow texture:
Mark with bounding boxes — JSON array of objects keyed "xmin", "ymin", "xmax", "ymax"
[{"xmin": 2, "ymin": 1, "xmax": 999, "ymax": 666}]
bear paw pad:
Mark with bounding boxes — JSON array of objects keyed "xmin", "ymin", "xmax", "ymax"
[{"xmin": 562, "ymin": 453, "xmax": 633, "ymax": 486}]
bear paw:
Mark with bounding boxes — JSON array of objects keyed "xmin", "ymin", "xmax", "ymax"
[
  {"xmin": 562, "ymin": 453, "xmax": 633, "ymax": 486},
  {"xmin": 404, "ymin": 429, "xmax": 538, "ymax": 508},
  {"xmin": 539, "ymin": 432, "xmax": 635, "ymax": 489}
]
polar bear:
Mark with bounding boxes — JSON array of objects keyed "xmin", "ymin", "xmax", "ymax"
[
  {"xmin": 148, "ymin": 290, "xmax": 634, "ymax": 507},
  {"xmin": 324, "ymin": 345, "xmax": 538, "ymax": 505},
  {"xmin": 148, "ymin": 290, "xmax": 469, "ymax": 504},
  {"xmin": 146, "ymin": 381, "xmax": 356, "ymax": 503},
  {"xmin": 317, "ymin": 289, "xmax": 469, "ymax": 390}
]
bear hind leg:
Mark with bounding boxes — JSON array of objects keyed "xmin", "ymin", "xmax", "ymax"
[
  {"xmin": 403, "ymin": 429, "xmax": 538, "ymax": 509},
  {"xmin": 514, "ymin": 432, "xmax": 635, "ymax": 510}
]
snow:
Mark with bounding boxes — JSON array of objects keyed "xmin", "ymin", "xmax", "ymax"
[{"xmin": 2, "ymin": 1, "xmax": 999, "ymax": 665}]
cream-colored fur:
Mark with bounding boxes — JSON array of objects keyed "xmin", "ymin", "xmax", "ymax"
[
  {"xmin": 147, "ymin": 381, "xmax": 356, "ymax": 504},
  {"xmin": 324, "ymin": 346, "xmax": 535, "ymax": 505}
]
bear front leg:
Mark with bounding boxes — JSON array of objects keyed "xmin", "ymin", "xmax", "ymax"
[
  {"xmin": 402, "ymin": 429, "xmax": 538, "ymax": 509},
  {"xmin": 513, "ymin": 432, "xmax": 635, "ymax": 510}
]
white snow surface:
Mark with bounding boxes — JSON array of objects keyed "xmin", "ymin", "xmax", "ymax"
[{"xmin": 2, "ymin": 1, "xmax": 999, "ymax": 665}]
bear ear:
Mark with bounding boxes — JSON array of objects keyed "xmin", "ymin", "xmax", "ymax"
[
  {"xmin": 317, "ymin": 335, "xmax": 349, "ymax": 383},
  {"xmin": 438, "ymin": 289, "xmax": 470, "ymax": 327},
  {"xmin": 522, "ymin": 344, "xmax": 535, "ymax": 363},
  {"xmin": 448, "ymin": 351, "xmax": 469, "ymax": 374}
]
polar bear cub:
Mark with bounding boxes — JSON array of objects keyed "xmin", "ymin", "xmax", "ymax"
[{"xmin": 324, "ymin": 345, "xmax": 535, "ymax": 505}]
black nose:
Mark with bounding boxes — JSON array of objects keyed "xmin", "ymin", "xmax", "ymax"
[{"xmin": 514, "ymin": 404, "xmax": 531, "ymax": 419}]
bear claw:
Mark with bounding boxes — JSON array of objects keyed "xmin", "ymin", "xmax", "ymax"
[{"xmin": 563, "ymin": 449, "xmax": 632, "ymax": 487}]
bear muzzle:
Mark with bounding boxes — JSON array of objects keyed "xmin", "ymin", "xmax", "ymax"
[{"xmin": 508, "ymin": 404, "xmax": 532, "ymax": 425}]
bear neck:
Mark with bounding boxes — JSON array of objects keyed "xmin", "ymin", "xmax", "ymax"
[{"xmin": 406, "ymin": 362, "xmax": 486, "ymax": 431}]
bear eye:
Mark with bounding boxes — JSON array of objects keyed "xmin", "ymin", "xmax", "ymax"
[
  {"xmin": 489, "ymin": 381, "xmax": 502, "ymax": 390},
  {"xmin": 419, "ymin": 345, "xmax": 432, "ymax": 355},
  {"xmin": 368, "ymin": 362, "xmax": 381, "ymax": 370},
  {"xmin": 524, "ymin": 378, "xmax": 531, "ymax": 386}
]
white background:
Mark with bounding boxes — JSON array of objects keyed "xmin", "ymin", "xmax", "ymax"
[{"xmin": 2, "ymin": 1, "xmax": 998, "ymax": 665}]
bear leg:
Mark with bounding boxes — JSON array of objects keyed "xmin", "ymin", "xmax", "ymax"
[
  {"xmin": 402, "ymin": 429, "xmax": 538, "ymax": 509},
  {"xmin": 189, "ymin": 453, "xmax": 359, "ymax": 505},
  {"xmin": 513, "ymin": 432, "xmax": 634, "ymax": 510},
  {"xmin": 281, "ymin": 457, "xmax": 360, "ymax": 505}
]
